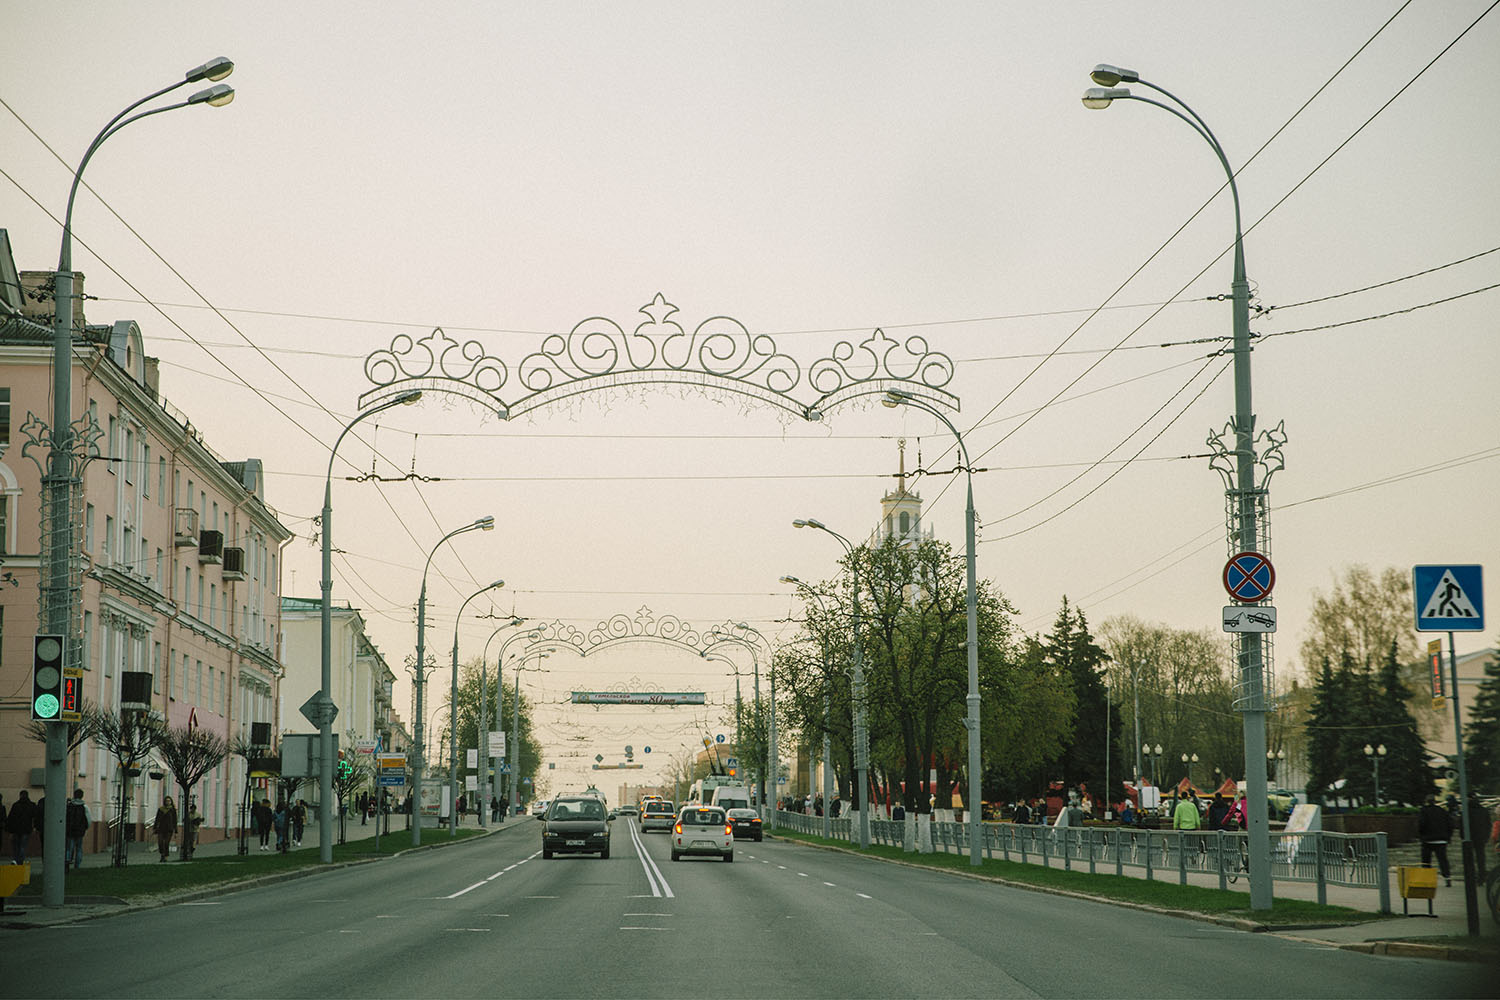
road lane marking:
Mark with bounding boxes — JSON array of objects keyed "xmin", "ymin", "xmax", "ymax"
[
  {"xmin": 620, "ymin": 927, "xmax": 670, "ymax": 931},
  {"xmin": 626, "ymin": 815, "xmax": 675, "ymax": 898},
  {"xmin": 797, "ymin": 872, "xmax": 809, "ymax": 877},
  {"xmin": 525, "ymin": 895, "xmax": 559, "ymax": 899},
  {"xmin": 777, "ymin": 865, "xmax": 787, "ymax": 870},
  {"xmin": 449, "ymin": 851, "xmax": 541, "ymax": 897},
  {"xmin": 856, "ymin": 893, "xmax": 872, "ymax": 899},
  {"xmin": 623, "ymin": 913, "xmax": 673, "ymax": 917},
  {"xmin": 446, "ymin": 928, "xmax": 490, "ymax": 933},
  {"xmin": 182, "ymin": 901, "xmax": 223, "ymax": 906},
  {"xmin": 823, "ymin": 882, "xmax": 836, "ymax": 886}
]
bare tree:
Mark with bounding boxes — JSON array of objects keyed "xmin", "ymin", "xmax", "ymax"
[
  {"xmin": 87, "ymin": 708, "xmax": 163, "ymax": 867},
  {"xmin": 156, "ymin": 726, "xmax": 230, "ymax": 860}
]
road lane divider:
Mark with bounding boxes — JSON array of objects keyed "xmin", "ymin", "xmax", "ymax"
[
  {"xmin": 626, "ymin": 818, "xmax": 675, "ymax": 898},
  {"xmin": 447, "ymin": 851, "xmax": 540, "ymax": 898}
]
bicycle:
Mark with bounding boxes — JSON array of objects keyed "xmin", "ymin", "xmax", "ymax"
[{"xmin": 1227, "ymin": 839, "xmax": 1250, "ymax": 884}]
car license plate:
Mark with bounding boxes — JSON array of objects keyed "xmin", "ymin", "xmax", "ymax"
[{"xmin": 566, "ymin": 839, "xmax": 585, "ymax": 846}]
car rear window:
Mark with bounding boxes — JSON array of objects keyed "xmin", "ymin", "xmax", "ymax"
[
  {"xmin": 646, "ymin": 803, "xmax": 672, "ymax": 814},
  {"xmin": 680, "ymin": 809, "xmax": 724, "ymax": 825}
]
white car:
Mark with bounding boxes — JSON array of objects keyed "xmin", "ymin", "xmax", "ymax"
[
  {"xmin": 530, "ymin": 799, "xmax": 549, "ymax": 818},
  {"xmin": 670, "ymin": 805, "xmax": 733, "ymax": 862}
]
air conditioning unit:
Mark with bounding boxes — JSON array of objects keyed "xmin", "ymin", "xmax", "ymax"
[
  {"xmin": 222, "ymin": 546, "xmax": 246, "ymax": 581},
  {"xmin": 174, "ymin": 508, "xmax": 199, "ymax": 547},
  {"xmin": 198, "ymin": 529, "xmax": 224, "ymax": 564}
]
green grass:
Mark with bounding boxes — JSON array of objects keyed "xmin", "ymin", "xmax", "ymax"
[
  {"xmin": 13, "ymin": 828, "xmax": 486, "ymax": 903},
  {"xmin": 772, "ymin": 829, "xmax": 1385, "ymax": 928}
]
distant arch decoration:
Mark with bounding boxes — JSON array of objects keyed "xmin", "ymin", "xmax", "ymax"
[
  {"xmin": 523, "ymin": 606, "xmax": 763, "ymax": 660},
  {"xmin": 359, "ymin": 293, "xmax": 959, "ymax": 420}
]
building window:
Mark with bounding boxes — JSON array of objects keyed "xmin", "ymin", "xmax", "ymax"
[
  {"xmin": 103, "ymin": 515, "xmax": 113, "ymax": 560},
  {"xmin": 107, "ymin": 416, "xmax": 117, "ymax": 473},
  {"xmin": 195, "ymin": 660, "xmax": 203, "ymax": 705},
  {"xmin": 0, "ymin": 388, "xmax": 9, "ymax": 448},
  {"xmin": 158, "ymin": 457, "xmax": 167, "ymax": 506},
  {"xmin": 85, "ymin": 504, "xmax": 94, "ymax": 554},
  {"xmin": 141, "ymin": 443, "xmax": 150, "ymax": 496},
  {"xmin": 82, "ymin": 611, "xmax": 92, "ymax": 670},
  {"xmin": 124, "ymin": 429, "xmax": 134, "ymax": 484},
  {"xmin": 156, "ymin": 548, "xmax": 164, "ymax": 589},
  {"xmin": 899, "ymin": 511, "xmax": 910, "ymax": 535},
  {"xmin": 152, "ymin": 641, "xmax": 162, "ymax": 693}
]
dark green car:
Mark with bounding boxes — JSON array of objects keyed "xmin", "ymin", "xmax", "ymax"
[{"xmin": 542, "ymin": 796, "xmax": 611, "ymax": 859}]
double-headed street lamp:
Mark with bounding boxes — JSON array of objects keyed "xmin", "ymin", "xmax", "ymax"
[
  {"xmin": 1083, "ymin": 62, "xmax": 1275, "ymax": 911},
  {"xmin": 883, "ymin": 388, "xmax": 983, "ymax": 866},
  {"xmin": 780, "ymin": 575, "xmax": 836, "ymax": 841},
  {"xmin": 1363, "ymin": 744, "xmax": 1386, "ymax": 806},
  {"xmin": 1144, "ymin": 743, "xmax": 1164, "ymax": 789},
  {"xmin": 792, "ymin": 518, "xmax": 869, "ymax": 849},
  {"xmin": 511, "ymin": 647, "xmax": 555, "ymax": 816},
  {"xmin": 412, "ymin": 516, "xmax": 494, "ymax": 846},
  {"xmin": 1181, "ymin": 752, "xmax": 1200, "ymax": 786},
  {"xmin": 36, "ymin": 57, "xmax": 235, "ymax": 907},
  {"xmin": 448, "ymin": 580, "xmax": 505, "ymax": 835}
]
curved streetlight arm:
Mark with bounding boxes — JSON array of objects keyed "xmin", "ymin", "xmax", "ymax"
[{"xmin": 449, "ymin": 579, "xmax": 505, "ymax": 834}]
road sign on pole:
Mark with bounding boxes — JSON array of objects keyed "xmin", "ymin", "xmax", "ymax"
[
  {"xmin": 1223, "ymin": 552, "xmax": 1275, "ymax": 603},
  {"xmin": 1222, "ymin": 606, "xmax": 1277, "ymax": 633},
  {"xmin": 1413, "ymin": 564, "xmax": 1484, "ymax": 631}
]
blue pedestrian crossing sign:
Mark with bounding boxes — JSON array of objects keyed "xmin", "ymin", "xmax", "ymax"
[{"xmin": 1413, "ymin": 564, "xmax": 1484, "ymax": 632}]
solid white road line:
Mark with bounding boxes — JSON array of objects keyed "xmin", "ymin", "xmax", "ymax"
[{"xmin": 627, "ymin": 817, "xmax": 675, "ymax": 898}]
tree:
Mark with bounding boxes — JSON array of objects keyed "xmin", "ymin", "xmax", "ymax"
[
  {"xmin": 1370, "ymin": 640, "xmax": 1434, "ymax": 806},
  {"xmin": 1042, "ymin": 598, "xmax": 1115, "ymax": 795},
  {"xmin": 1299, "ymin": 564, "xmax": 1441, "ymax": 738},
  {"xmin": 156, "ymin": 725, "xmax": 230, "ymax": 859},
  {"xmin": 447, "ymin": 660, "xmax": 543, "ymax": 807},
  {"xmin": 1302, "ymin": 656, "xmax": 1345, "ymax": 804},
  {"xmin": 1098, "ymin": 616, "xmax": 1236, "ymax": 795},
  {"xmin": 1461, "ymin": 641, "xmax": 1500, "ymax": 795},
  {"xmin": 86, "ymin": 707, "xmax": 162, "ymax": 867},
  {"xmin": 980, "ymin": 635, "xmax": 1074, "ymax": 801}
]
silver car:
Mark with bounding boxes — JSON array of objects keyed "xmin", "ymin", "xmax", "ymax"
[{"xmin": 639, "ymin": 800, "xmax": 676, "ymax": 832}]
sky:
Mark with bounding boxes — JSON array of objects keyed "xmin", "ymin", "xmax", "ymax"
[{"xmin": 4, "ymin": 2, "xmax": 1497, "ymax": 795}]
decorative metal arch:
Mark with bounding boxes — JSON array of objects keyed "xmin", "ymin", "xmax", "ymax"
[
  {"xmin": 523, "ymin": 606, "xmax": 765, "ymax": 661},
  {"xmin": 358, "ymin": 294, "xmax": 958, "ymax": 420}
]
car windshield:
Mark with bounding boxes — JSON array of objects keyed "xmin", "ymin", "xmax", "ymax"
[{"xmin": 680, "ymin": 809, "xmax": 723, "ymax": 825}]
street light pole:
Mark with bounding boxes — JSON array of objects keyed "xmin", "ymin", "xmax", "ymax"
[
  {"xmin": 412, "ymin": 516, "xmax": 494, "ymax": 846},
  {"xmin": 884, "ymin": 389, "xmax": 983, "ymax": 866},
  {"xmin": 781, "ymin": 575, "xmax": 835, "ymax": 840},
  {"xmin": 793, "ymin": 518, "xmax": 869, "ymax": 849},
  {"xmin": 36, "ymin": 57, "xmax": 235, "ymax": 907},
  {"xmin": 511, "ymin": 648, "xmax": 555, "ymax": 816},
  {"xmin": 449, "ymin": 580, "xmax": 505, "ymax": 835},
  {"xmin": 321, "ymin": 390, "xmax": 422, "ymax": 863},
  {"xmin": 1363, "ymin": 744, "xmax": 1385, "ymax": 806},
  {"xmin": 478, "ymin": 618, "xmax": 525, "ymax": 825},
  {"xmin": 1084, "ymin": 63, "xmax": 1277, "ymax": 910}
]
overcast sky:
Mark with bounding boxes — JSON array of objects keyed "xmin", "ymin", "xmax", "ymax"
[{"xmin": 4, "ymin": 2, "xmax": 1497, "ymax": 793}]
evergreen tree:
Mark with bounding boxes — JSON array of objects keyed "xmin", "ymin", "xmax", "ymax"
[
  {"xmin": 1336, "ymin": 651, "xmax": 1380, "ymax": 805},
  {"xmin": 1303, "ymin": 656, "xmax": 1344, "ymax": 802},
  {"xmin": 1371, "ymin": 640, "xmax": 1434, "ymax": 806},
  {"xmin": 1044, "ymin": 598, "xmax": 1115, "ymax": 793},
  {"xmin": 1461, "ymin": 642, "xmax": 1500, "ymax": 795}
]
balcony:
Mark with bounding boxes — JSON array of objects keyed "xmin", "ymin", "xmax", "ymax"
[
  {"xmin": 198, "ymin": 529, "xmax": 224, "ymax": 564},
  {"xmin": 222, "ymin": 546, "xmax": 246, "ymax": 581},
  {"xmin": 173, "ymin": 508, "xmax": 199, "ymax": 547}
]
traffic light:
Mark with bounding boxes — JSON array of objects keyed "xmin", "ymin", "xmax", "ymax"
[{"xmin": 31, "ymin": 634, "xmax": 65, "ymax": 721}]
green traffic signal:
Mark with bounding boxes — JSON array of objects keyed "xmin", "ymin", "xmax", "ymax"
[{"xmin": 32, "ymin": 634, "xmax": 64, "ymax": 721}]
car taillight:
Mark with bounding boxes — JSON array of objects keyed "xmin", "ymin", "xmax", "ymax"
[
  {"xmin": 674, "ymin": 822, "xmax": 682, "ymax": 834},
  {"xmin": 751, "ymin": 817, "xmax": 761, "ymax": 824},
  {"xmin": 725, "ymin": 823, "xmax": 733, "ymax": 835}
]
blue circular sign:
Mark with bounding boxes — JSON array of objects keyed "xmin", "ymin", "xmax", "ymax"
[
  {"xmin": 715, "ymin": 733, "xmax": 725, "ymax": 743},
  {"xmin": 643, "ymin": 746, "xmax": 651, "ymax": 754},
  {"xmin": 1224, "ymin": 552, "xmax": 1275, "ymax": 603}
]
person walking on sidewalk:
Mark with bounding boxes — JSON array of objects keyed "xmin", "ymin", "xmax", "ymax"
[
  {"xmin": 292, "ymin": 800, "xmax": 307, "ymax": 847},
  {"xmin": 153, "ymin": 797, "xmax": 178, "ymax": 862},
  {"xmin": 7, "ymin": 790, "xmax": 36, "ymax": 863},
  {"xmin": 65, "ymin": 788, "xmax": 90, "ymax": 869},
  {"xmin": 1418, "ymin": 794, "xmax": 1454, "ymax": 886},
  {"xmin": 253, "ymin": 798, "xmax": 273, "ymax": 851}
]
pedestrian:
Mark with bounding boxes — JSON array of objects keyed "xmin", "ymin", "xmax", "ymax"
[
  {"xmin": 456, "ymin": 794, "xmax": 466, "ymax": 825},
  {"xmin": 7, "ymin": 790, "xmax": 36, "ymax": 864},
  {"xmin": 65, "ymin": 788, "xmax": 90, "ymax": 869},
  {"xmin": 830, "ymin": 797, "xmax": 842, "ymax": 818},
  {"xmin": 1119, "ymin": 799, "xmax": 1136, "ymax": 826},
  {"xmin": 1466, "ymin": 793, "xmax": 1490, "ymax": 881},
  {"xmin": 254, "ymin": 798, "xmax": 272, "ymax": 850},
  {"xmin": 1011, "ymin": 799, "xmax": 1031, "ymax": 825},
  {"xmin": 273, "ymin": 800, "xmax": 289, "ymax": 852},
  {"xmin": 358, "ymin": 791, "xmax": 369, "ymax": 826},
  {"xmin": 184, "ymin": 799, "xmax": 202, "ymax": 859},
  {"xmin": 1418, "ymin": 793, "xmax": 1454, "ymax": 886},
  {"xmin": 500, "ymin": 797, "xmax": 509, "ymax": 821},
  {"xmin": 1172, "ymin": 791, "xmax": 1201, "ymax": 830},
  {"xmin": 814, "ymin": 796, "xmax": 823, "ymax": 817},
  {"xmin": 153, "ymin": 796, "xmax": 178, "ymax": 862},
  {"xmin": 893, "ymin": 801, "xmax": 906, "ymax": 822},
  {"xmin": 292, "ymin": 799, "xmax": 307, "ymax": 847},
  {"xmin": 1224, "ymin": 793, "xmax": 1247, "ymax": 831},
  {"xmin": 1207, "ymin": 793, "xmax": 1229, "ymax": 831}
]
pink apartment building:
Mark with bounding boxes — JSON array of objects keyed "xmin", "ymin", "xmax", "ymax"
[{"xmin": 0, "ymin": 229, "xmax": 292, "ymax": 852}]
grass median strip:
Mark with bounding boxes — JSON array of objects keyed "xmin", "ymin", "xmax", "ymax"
[
  {"xmin": 14, "ymin": 829, "xmax": 487, "ymax": 904},
  {"xmin": 773, "ymin": 829, "xmax": 1384, "ymax": 928}
]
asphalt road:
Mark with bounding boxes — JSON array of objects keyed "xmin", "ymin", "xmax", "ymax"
[{"xmin": 1, "ymin": 821, "xmax": 1490, "ymax": 998}]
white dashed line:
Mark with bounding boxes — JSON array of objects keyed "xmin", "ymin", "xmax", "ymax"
[
  {"xmin": 856, "ymin": 893, "xmax": 872, "ymax": 899},
  {"xmin": 823, "ymin": 881, "xmax": 836, "ymax": 886},
  {"xmin": 798, "ymin": 872, "xmax": 809, "ymax": 878}
]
